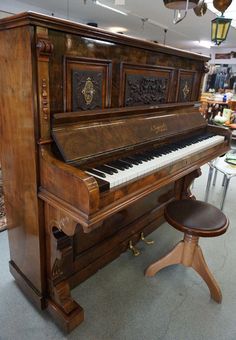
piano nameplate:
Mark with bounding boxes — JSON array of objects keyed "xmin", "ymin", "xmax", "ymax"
[{"xmin": 150, "ymin": 122, "xmax": 167, "ymax": 134}]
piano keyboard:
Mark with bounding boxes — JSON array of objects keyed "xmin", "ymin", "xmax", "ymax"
[{"xmin": 85, "ymin": 133, "xmax": 225, "ymax": 190}]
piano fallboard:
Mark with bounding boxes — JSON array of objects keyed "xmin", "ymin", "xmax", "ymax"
[{"xmin": 52, "ymin": 104, "xmax": 206, "ymax": 164}]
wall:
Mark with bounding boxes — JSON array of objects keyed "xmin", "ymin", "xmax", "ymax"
[
  {"xmin": 0, "ymin": 0, "xmax": 80, "ymax": 21},
  {"xmin": 190, "ymin": 47, "xmax": 236, "ymax": 65}
]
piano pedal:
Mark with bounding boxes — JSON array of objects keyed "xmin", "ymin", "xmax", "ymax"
[
  {"xmin": 140, "ymin": 232, "xmax": 155, "ymax": 245},
  {"xmin": 128, "ymin": 240, "xmax": 141, "ymax": 256}
]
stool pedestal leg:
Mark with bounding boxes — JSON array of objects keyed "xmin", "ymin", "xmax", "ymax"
[
  {"xmin": 145, "ymin": 233, "xmax": 222, "ymax": 303},
  {"xmin": 192, "ymin": 245, "xmax": 222, "ymax": 303},
  {"xmin": 145, "ymin": 241, "xmax": 184, "ymax": 277}
]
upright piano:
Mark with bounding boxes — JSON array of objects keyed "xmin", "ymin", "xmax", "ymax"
[{"xmin": 0, "ymin": 12, "xmax": 230, "ymax": 332}]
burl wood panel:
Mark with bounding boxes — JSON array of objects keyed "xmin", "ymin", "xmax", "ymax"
[
  {"xmin": 52, "ymin": 110, "xmax": 206, "ymax": 163},
  {"xmin": 73, "ymin": 184, "xmax": 174, "ymax": 257},
  {"xmin": 47, "ymin": 30, "xmax": 207, "ymax": 114},
  {"xmin": 0, "ymin": 26, "xmax": 45, "ymax": 296}
]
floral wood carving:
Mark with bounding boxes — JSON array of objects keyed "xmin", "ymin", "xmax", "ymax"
[
  {"xmin": 51, "ymin": 226, "xmax": 74, "ymax": 282},
  {"xmin": 41, "ymin": 79, "xmax": 49, "ymax": 120},
  {"xmin": 125, "ymin": 75, "xmax": 168, "ymax": 106}
]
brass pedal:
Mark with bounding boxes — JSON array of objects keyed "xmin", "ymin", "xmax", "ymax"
[
  {"xmin": 140, "ymin": 232, "xmax": 155, "ymax": 245},
  {"xmin": 128, "ymin": 240, "xmax": 141, "ymax": 256}
]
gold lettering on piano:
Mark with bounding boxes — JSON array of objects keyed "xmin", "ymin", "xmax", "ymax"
[
  {"xmin": 151, "ymin": 122, "xmax": 167, "ymax": 134},
  {"xmin": 82, "ymin": 77, "xmax": 95, "ymax": 105},
  {"xmin": 183, "ymin": 81, "xmax": 190, "ymax": 99}
]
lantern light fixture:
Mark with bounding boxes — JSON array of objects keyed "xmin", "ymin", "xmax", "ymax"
[
  {"xmin": 211, "ymin": 15, "xmax": 232, "ymax": 45},
  {"xmin": 211, "ymin": 0, "xmax": 232, "ymax": 45}
]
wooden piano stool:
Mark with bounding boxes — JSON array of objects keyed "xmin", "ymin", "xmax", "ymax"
[{"xmin": 146, "ymin": 199, "xmax": 229, "ymax": 303}]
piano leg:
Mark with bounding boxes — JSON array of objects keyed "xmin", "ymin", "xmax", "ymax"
[
  {"xmin": 44, "ymin": 204, "xmax": 84, "ymax": 333},
  {"xmin": 175, "ymin": 169, "xmax": 201, "ymax": 200},
  {"xmin": 47, "ymin": 283, "xmax": 84, "ymax": 333}
]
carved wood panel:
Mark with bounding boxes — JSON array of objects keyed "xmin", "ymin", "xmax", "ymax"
[
  {"xmin": 64, "ymin": 57, "xmax": 112, "ymax": 111},
  {"xmin": 119, "ymin": 63, "xmax": 175, "ymax": 107},
  {"xmin": 177, "ymin": 70, "xmax": 197, "ymax": 102},
  {"xmin": 36, "ymin": 27, "xmax": 53, "ymax": 140}
]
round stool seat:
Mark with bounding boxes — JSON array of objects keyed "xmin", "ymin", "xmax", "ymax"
[{"xmin": 164, "ymin": 200, "xmax": 229, "ymax": 237}]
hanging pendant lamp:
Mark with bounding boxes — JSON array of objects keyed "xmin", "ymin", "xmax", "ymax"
[
  {"xmin": 163, "ymin": 0, "xmax": 198, "ymax": 10},
  {"xmin": 213, "ymin": 0, "xmax": 232, "ymax": 13},
  {"xmin": 163, "ymin": 0, "xmax": 199, "ymax": 24}
]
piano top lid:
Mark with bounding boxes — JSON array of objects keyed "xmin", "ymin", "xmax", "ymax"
[
  {"xmin": 0, "ymin": 11, "xmax": 210, "ymax": 62},
  {"xmin": 52, "ymin": 104, "xmax": 207, "ymax": 165}
]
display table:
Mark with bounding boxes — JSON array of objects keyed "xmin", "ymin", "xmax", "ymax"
[{"xmin": 201, "ymin": 99, "xmax": 229, "ymax": 122}]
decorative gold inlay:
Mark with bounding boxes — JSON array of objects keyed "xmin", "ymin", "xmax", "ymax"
[
  {"xmin": 82, "ymin": 77, "xmax": 95, "ymax": 105},
  {"xmin": 183, "ymin": 81, "xmax": 190, "ymax": 99}
]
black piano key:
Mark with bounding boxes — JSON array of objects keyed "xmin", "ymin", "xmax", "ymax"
[
  {"xmin": 122, "ymin": 157, "xmax": 140, "ymax": 165},
  {"xmin": 135, "ymin": 154, "xmax": 149, "ymax": 162},
  {"xmin": 159, "ymin": 150, "xmax": 169, "ymax": 155},
  {"xmin": 95, "ymin": 165, "xmax": 116, "ymax": 175},
  {"xmin": 104, "ymin": 164, "xmax": 119, "ymax": 173},
  {"xmin": 86, "ymin": 168, "xmax": 107, "ymax": 178},
  {"xmin": 140, "ymin": 153, "xmax": 154, "ymax": 160},
  {"xmin": 107, "ymin": 160, "xmax": 126, "ymax": 170},
  {"xmin": 111, "ymin": 159, "xmax": 130, "ymax": 169},
  {"xmin": 118, "ymin": 159, "xmax": 133, "ymax": 168},
  {"xmin": 128, "ymin": 156, "xmax": 143, "ymax": 164},
  {"xmin": 116, "ymin": 160, "xmax": 130, "ymax": 169},
  {"xmin": 145, "ymin": 153, "xmax": 155, "ymax": 160}
]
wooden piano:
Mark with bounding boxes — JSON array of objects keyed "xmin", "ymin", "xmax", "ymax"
[{"xmin": 0, "ymin": 12, "xmax": 230, "ymax": 332}]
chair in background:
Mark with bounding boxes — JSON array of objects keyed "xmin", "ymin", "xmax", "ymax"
[{"xmin": 205, "ymin": 155, "xmax": 236, "ymax": 210}]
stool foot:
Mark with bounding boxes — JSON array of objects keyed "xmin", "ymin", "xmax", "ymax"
[
  {"xmin": 192, "ymin": 245, "xmax": 222, "ymax": 303},
  {"xmin": 146, "ymin": 236, "xmax": 222, "ymax": 303},
  {"xmin": 145, "ymin": 241, "xmax": 184, "ymax": 277}
]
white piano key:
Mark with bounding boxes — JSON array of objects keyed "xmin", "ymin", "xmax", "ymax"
[{"xmin": 87, "ymin": 135, "xmax": 225, "ymax": 189}]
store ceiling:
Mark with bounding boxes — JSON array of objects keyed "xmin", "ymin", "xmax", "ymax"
[{"xmin": 6, "ymin": 0, "xmax": 236, "ymax": 50}]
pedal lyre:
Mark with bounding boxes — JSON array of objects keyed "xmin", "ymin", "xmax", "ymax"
[
  {"xmin": 128, "ymin": 240, "xmax": 141, "ymax": 256},
  {"xmin": 140, "ymin": 232, "xmax": 154, "ymax": 245}
]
